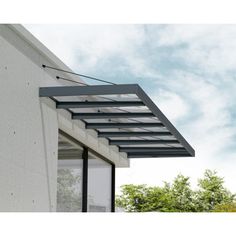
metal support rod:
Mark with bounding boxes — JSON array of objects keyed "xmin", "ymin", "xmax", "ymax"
[
  {"xmin": 72, "ymin": 112, "xmax": 154, "ymax": 119},
  {"xmin": 98, "ymin": 131, "xmax": 172, "ymax": 137},
  {"xmin": 109, "ymin": 139, "xmax": 179, "ymax": 145},
  {"xmin": 119, "ymin": 147, "xmax": 185, "ymax": 152},
  {"xmin": 56, "ymin": 100, "xmax": 144, "ymax": 108},
  {"xmin": 86, "ymin": 122, "xmax": 164, "ymax": 129},
  {"xmin": 42, "ymin": 64, "xmax": 116, "ymax": 85},
  {"xmin": 128, "ymin": 153, "xmax": 191, "ymax": 158}
]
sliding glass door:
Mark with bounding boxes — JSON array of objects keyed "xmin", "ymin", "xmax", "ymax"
[{"xmin": 57, "ymin": 131, "xmax": 115, "ymax": 212}]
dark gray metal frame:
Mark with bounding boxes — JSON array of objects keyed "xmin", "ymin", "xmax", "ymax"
[
  {"xmin": 82, "ymin": 147, "xmax": 88, "ymax": 212},
  {"xmin": 40, "ymin": 84, "xmax": 195, "ymax": 158},
  {"xmin": 111, "ymin": 164, "xmax": 115, "ymax": 212}
]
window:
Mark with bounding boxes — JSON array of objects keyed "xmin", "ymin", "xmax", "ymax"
[
  {"xmin": 88, "ymin": 152, "xmax": 112, "ymax": 212},
  {"xmin": 57, "ymin": 131, "xmax": 115, "ymax": 212},
  {"xmin": 57, "ymin": 134, "xmax": 83, "ymax": 212}
]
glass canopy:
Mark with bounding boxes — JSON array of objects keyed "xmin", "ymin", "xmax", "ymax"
[{"xmin": 39, "ymin": 84, "xmax": 195, "ymax": 158}]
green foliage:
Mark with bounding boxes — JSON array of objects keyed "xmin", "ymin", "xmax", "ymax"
[
  {"xmin": 213, "ymin": 203, "xmax": 236, "ymax": 212},
  {"xmin": 115, "ymin": 184, "xmax": 148, "ymax": 212},
  {"xmin": 116, "ymin": 170, "xmax": 235, "ymax": 212}
]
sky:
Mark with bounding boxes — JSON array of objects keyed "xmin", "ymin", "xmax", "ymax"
[{"xmin": 25, "ymin": 24, "xmax": 236, "ymax": 193}]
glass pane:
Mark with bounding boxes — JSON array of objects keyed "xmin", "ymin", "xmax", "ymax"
[
  {"xmin": 57, "ymin": 134, "xmax": 83, "ymax": 212},
  {"xmin": 88, "ymin": 152, "xmax": 111, "ymax": 212}
]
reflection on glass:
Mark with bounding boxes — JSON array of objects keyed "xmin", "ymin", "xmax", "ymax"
[
  {"xmin": 57, "ymin": 134, "xmax": 83, "ymax": 212},
  {"xmin": 57, "ymin": 167, "xmax": 82, "ymax": 212},
  {"xmin": 88, "ymin": 152, "xmax": 111, "ymax": 212}
]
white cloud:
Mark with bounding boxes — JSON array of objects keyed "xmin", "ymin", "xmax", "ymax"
[
  {"xmin": 26, "ymin": 24, "xmax": 236, "ymax": 76},
  {"xmin": 155, "ymin": 56, "xmax": 235, "ymax": 191},
  {"xmin": 152, "ymin": 90, "xmax": 189, "ymax": 122},
  {"xmin": 156, "ymin": 25, "xmax": 236, "ymax": 75},
  {"xmin": 155, "ymin": 70, "xmax": 236, "ymax": 157}
]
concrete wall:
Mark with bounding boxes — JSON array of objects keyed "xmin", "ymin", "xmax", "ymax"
[{"xmin": 0, "ymin": 24, "xmax": 129, "ymax": 211}]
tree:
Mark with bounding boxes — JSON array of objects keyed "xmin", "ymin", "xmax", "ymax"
[
  {"xmin": 116, "ymin": 170, "xmax": 236, "ymax": 212},
  {"xmin": 168, "ymin": 174, "xmax": 197, "ymax": 212},
  {"xmin": 196, "ymin": 170, "xmax": 235, "ymax": 212}
]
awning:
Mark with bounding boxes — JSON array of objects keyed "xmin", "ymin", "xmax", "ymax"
[{"xmin": 39, "ymin": 84, "xmax": 195, "ymax": 158}]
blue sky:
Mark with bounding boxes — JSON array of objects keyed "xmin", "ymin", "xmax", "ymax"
[{"xmin": 25, "ymin": 24, "xmax": 236, "ymax": 192}]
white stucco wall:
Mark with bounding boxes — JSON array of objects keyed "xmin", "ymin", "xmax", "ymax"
[{"xmin": 0, "ymin": 24, "xmax": 129, "ymax": 212}]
